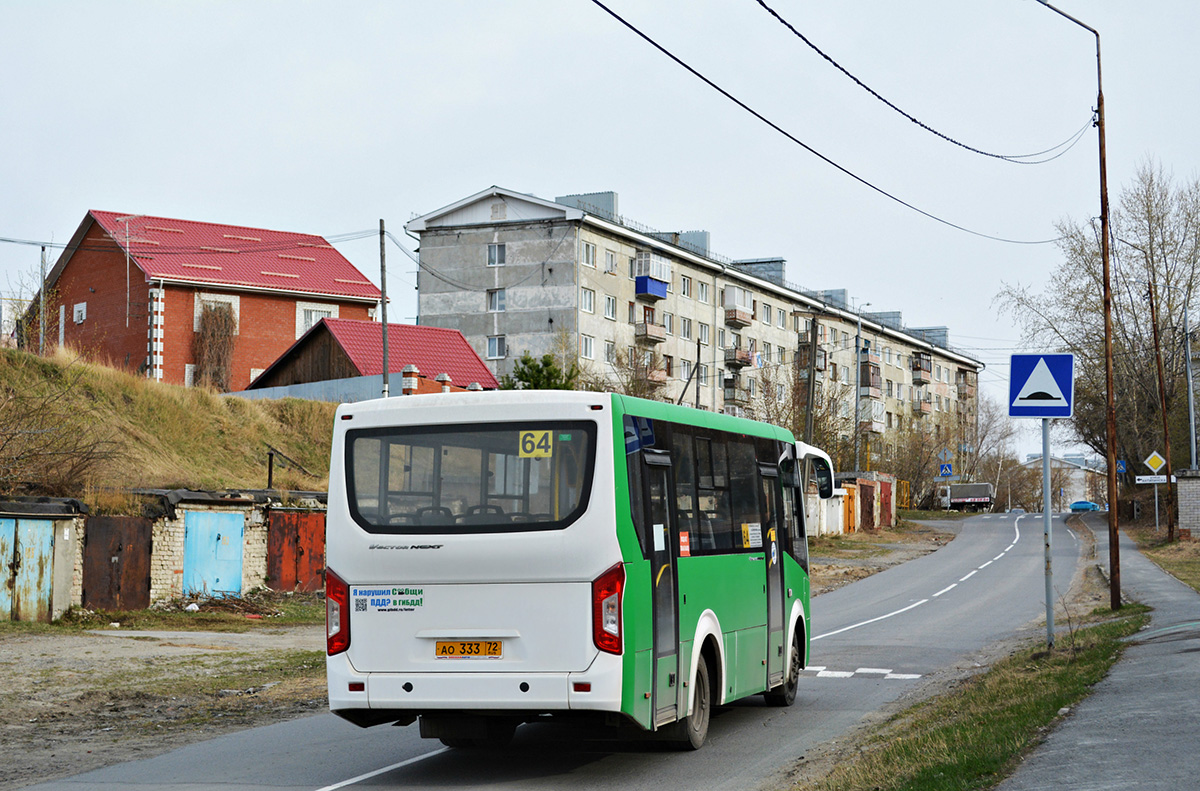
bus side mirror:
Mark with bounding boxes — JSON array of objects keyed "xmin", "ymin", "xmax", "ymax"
[{"xmin": 811, "ymin": 457, "xmax": 834, "ymax": 499}]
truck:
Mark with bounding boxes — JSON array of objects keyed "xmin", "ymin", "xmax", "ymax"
[{"xmin": 936, "ymin": 482, "xmax": 995, "ymax": 512}]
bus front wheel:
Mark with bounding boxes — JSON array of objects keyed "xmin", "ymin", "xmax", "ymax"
[
  {"xmin": 764, "ymin": 635, "xmax": 801, "ymax": 707},
  {"xmin": 668, "ymin": 654, "xmax": 711, "ymax": 750}
]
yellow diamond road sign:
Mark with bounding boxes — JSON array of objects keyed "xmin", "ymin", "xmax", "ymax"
[{"xmin": 1144, "ymin": 451, "xmax": 1167, "ymax": 473}]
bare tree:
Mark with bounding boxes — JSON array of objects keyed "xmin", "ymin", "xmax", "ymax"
[{"xmin": 579, "ymin": 346, "xmax": 670, "ymax": 401}]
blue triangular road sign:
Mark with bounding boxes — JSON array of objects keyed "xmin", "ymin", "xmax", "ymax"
[{"xmin": 1009, "ymin": 354, "xmax": 1074, "ymax": 418}]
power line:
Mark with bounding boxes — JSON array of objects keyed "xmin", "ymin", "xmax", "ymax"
[
  {"xmin": 753, "ymin": 0, "xmax": 1095, "ymax": 164},
  {"xmin": 588, "ymin": 0, "xmax": 1061, "ymax": 246}
]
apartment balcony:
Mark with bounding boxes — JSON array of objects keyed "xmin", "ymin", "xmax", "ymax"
[
  {"xmin": 957, "ymin": 381, "xmax": 977, "ymax": 399},
  {"xmin": 647, "ymin": 367, "xmax": 668, "ymax": 383},
  {"xmin": 859, "ymin": 418, "xmax": 885, "ymax": 435},
  {"xmin": 913, "ymin": 398, "xmax": 933, "ymax": 416},
  {"xmin": 911, "ymin": 354, "xmax": 932, "ymax": 386},
  {"xmin": 725, "ymin": 307, "xmax": 752, "ymax": 328},
  {"xmin": 635, "ymin": 322, "xmax": 667, "ymax": 344},
  {"xmin": 859, "ymin": 385, "xmax": 882, "ymax": 400},
  {"xmin": 723, "ymin": 386, "xmax": 750, "ymax": 406},
  {"xmin": 635, "ymin": 275, "xmax": 668, "ymax": 302},
  {"xmin": 724, "ymin": 347, "xmax": 753, "ymax": 368}
]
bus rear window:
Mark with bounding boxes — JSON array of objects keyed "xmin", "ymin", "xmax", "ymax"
[{"xmin": 345, "ymin": 421, "xmax": 596, "ymax": 534}]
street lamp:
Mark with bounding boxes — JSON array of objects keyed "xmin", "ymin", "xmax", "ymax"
[{"xmin": 1035, "ymin": 0, "xmax": 1121, "ymax": 608}]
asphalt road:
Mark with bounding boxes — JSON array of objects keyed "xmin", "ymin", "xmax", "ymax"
[{"xmin": 28, "ymin": 513, "xmax": 1082, "ymax": 791}]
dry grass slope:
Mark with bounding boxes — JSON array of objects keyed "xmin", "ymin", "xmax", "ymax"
[{"xmin": 0, "ymin": 347, "xmax": 336, "ymax": 496}]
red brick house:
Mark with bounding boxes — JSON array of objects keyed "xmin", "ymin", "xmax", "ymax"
[
  {"xmin": 247, "ymin": 318, "xmax": 499, "ymax": 393},
  {"xmin": 35, "ymin": 211, "xmax": 381, "ymax": 391}
]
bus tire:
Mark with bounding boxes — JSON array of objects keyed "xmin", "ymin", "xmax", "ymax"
[
  {"xmin": 667, "ymin": 654, "xmax": 711, "ymax": 750},
  {"xmin": 764, "ymin": 634, "xmax": 801, "ymax": 707}
]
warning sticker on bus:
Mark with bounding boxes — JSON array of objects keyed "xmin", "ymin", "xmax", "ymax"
[
  {"xmin": 351, "ymin": 586, "xmax": 425, "ymax": 613},
  {"xmin": 741, "ymin": 522, "xmax": 762, "ymax": 549},
  {"xmin": 519, "ymin": 430, "xmax": 553, "ymax": 458}
]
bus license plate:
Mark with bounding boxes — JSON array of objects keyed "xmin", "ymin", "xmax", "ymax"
[{"xmin": 435, "ymin": 640, "xmax": 503, "ymax": 659}]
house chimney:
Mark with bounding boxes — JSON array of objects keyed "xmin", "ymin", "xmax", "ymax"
[
  {"xmin": 435, "ymin": 372, "xmax": 451, "ymax": 393},
  {"xmin": 401, "ymin": 364, "xmax": 420, "ymax": 395},
  {"xmin": 467, "ymin": 382, "xmax": 483, "ymax": 391}
]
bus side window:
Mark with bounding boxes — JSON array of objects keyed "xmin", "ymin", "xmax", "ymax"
[
  {"xmin": 728, "ymin": 441, "xmax": 761, "ymax": 550},
  {"xmin": 782, "ymin": 484, "xmax": 807, "ymax": 571},
  {"xmin": 671, "ymin": 430, "xmax": 698, "ymax": 555},
  {"xmin": 627, "ymin": 450, "xmax": 648, "ymax": 556},
  {"xmin": 695, "ymin": 437, "xmax": 733, "ymax": 552}
]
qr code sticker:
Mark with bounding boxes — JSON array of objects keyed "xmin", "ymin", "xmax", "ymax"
[{"xmin": 355, "ymin": 598, "xmax": 368, "ymax": 612}]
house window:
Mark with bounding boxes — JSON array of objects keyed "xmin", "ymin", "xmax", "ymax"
[
  {"xmin": 681, "ymin": 317, "xmax": 693, "ymax": 340},
  {"xmin": 698, "ymin": 282, "xmax": 709, "ymax": 304},
  {"xmin": 699, "ymin": 322, "xmax": 710, "ymax": 345},
  {"xmin": 605, "ymin": 340, "xmax": 615, "ymax": 363},
  {"xmin": 681, "ymin": 275, "xmax": 692, "ymax": 298},
  {"xmin": 581, "ymin": 241, "xmax": 597, "ymax": 268},
  {"xmin": 777, "ymin": 308, "xmax": 786, "ymax": 328},
  {"xmin": 581, "ymin": 287, "xmax": 595, "ymax": 314},
  {"xmin": 604, "ymin": 294, "xmax": 617, "ymax": 320},
  {"xmin": 664, "ymin": 355, "xmax": 673, "ymax": 377},
  {"xmin": 250, "ymin": 368, "xmax": 264, "ymax": 383},
  {"xmin": 605, "ymin": 250, "xmax": 617, "ymax": 273},
  {"xmin": 488, "ymin": 243, "xmax": 505, "ymax": 267},
  {"xmin": 487, "ymin": 335, "xmax": 506, "ymax": 359},
  {"xmin": 762, "ymin": 302, "xmax": 771, "ymax": 324},
  {"xmin": 487, "ymin": 288, "xmax": 506, "ymax": 312},
  {"xmin": 698, "ymin": 364, "xmax": 709, "ymax": 387},
  {"xmin": 294, "ymin": 300, "xmax": 333, "ymax": 338},
  {"xmin": 662, "ymin": 312, "xmax": 674, "ymax": 334},
  {"xmin": 197, "ymin": 293, "xmax": 243, "ymax": 335},
  {"xmin": 581, "ymin": 335, "xmax": 595, "ymax": 359},
  {"xmin": 628, "ymin": 302, "xmax": 636, "ymax": 324},
  {"xmin": 73, "ymin": 302, "xmax": 87, "ymax": 324}
]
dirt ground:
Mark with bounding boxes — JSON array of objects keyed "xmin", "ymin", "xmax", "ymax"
[{"xmin": 0, "ymin": 518, "xmax": 1090, "ymax": 791}]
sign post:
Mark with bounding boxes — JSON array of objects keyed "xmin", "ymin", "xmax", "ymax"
[
  {"xmin": 1143, "ymin": 452, "xmax": 1167, "ymax": 532},
  {"xmin": 1010, "ymin": 353, "xmax": 1075, "ymax": 650}
]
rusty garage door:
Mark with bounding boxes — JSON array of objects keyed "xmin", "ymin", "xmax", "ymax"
[
  {"xmin": 83, "ymin": 516, "xmax": 151, "ymax": 611},
  {"xmin": 1, "ymin": 518, "xmax": 55, "ymax": 622},
  {"xmin": 268, "ymin": 510, "xmax": 326, "ymax": 592}
]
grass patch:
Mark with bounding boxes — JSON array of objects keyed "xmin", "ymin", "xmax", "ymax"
[
  {"xmin": 899, "ymin": 509, "xmax": 970, "ymax": 521},
  {"xmin": 797, "ymin": 610, "xmax": 1149, "ymax": 791}
]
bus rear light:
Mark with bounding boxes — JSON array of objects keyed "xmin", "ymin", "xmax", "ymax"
[
  {"xmin": 349, "ymin": 682, "xmax": 365, "ymax": 692},
  {"xmin": 592, "ymin": 563, "xmax": 625, "ymax": 655},
  {"xmin": 573, "ymin": 682, "xmax": 592, "ymax": 692},
  {"xmin": 326, "ymin": 568, "xmax": 351, "ymax": 655}
]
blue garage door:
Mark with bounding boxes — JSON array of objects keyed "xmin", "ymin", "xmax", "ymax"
[
  {"xmin": 183, "ymin": 512, "xmax": 244, "ymax": 597},
  {"xmin": 1, "ymin": 518, "xmax": 55, "ymax": 621}
]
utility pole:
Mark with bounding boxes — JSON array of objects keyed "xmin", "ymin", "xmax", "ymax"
[
  {"xmin": 853, "ymin": 302, "xmax": 870, "ymax": 470},
  {"xmin": 805, "ymin": 318, "xmax": 820, "ymax": 445},
  {"xmin": 380, "ymin": 219, "xmax": 390, "ymax": 398}
]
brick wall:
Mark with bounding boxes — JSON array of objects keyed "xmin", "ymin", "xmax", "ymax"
[
  {"xmin": 1176, "ymin": 469, "xmax": 1199, "ymax": 540},
  {"xmin": 149, "ymin": 504, "xmax": 269, "ymax": 602}
]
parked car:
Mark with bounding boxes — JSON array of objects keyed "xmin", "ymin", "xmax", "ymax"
[{"xmin": 1070, "ymin": 500, "xmax": 1100, "ymax": 512}]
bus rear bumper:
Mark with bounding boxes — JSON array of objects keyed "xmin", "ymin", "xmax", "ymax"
[{"xmin": 327, "ymin": 652, "xmax": 623, "ymax": 718}]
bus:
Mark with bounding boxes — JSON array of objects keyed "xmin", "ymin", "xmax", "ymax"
[{"xmin": 325, "ymin": 390, "xmax": 834, "ymax": 749}]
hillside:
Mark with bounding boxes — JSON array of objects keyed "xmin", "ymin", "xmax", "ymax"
[{"xmin": 0, "ymin": 347, "xmax": 337, "ymax": 497}]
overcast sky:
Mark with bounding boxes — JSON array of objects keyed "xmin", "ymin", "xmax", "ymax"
[{"xmin": 3, "ymin": 1, "xmax": 1196, "ymax": 456}]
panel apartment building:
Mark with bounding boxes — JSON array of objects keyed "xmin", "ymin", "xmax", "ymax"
[{"xmin": 405, "ymin": 187, "xmax": 982, "ymax": 454}]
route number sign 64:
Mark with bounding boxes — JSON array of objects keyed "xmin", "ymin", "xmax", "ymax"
[{"xmin": 519, "ymin": 430, "xmax": 553, "ymax": 458}]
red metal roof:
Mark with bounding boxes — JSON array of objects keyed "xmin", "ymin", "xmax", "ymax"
[
  {"xmin": 89, "ymin": 210, "xmax": 380, "ymax": 301},
  {"xmin": 324, "ymin": 319, "xmax": 499, "ymax": 388}
]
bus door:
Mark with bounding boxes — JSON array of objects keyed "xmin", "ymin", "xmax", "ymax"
[
  {"xmin": 643, "ymin": 450, "xmax": 681, "ymax": 727},
  {"xmin": 759, "ymin": 465, "xmax": 787, "ymax": 686}
]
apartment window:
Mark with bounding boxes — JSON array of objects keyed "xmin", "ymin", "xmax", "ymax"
[
  {"xmin": 718, "ymin": 328, "xmax": 726, "ymax": 348},
  {"xmin": 885, "ymin": 347, "xmax": 893, "ymax": 365},
  {"xmin": 605, "ymin": 250, "xmax": 617, "ymax": 273},
  {"xmin": 761, "ymin": 302, "xmax": 771, "ymax": 324},
  {"xmin": 662, "ymin": 312, "xmax": 674, "ymax": 334},
  {"xmin": 699, "ymin": 322, "xmax": 710, "ymax": 345},
  {"xmin": 628, "ymin": 257, "xmax": 637, "ymax": 279},
  {"xmin": 698, "ymin": 364, "xmax": 709, "ymax": 387},
  {"xmin": 487, "ymin": 243, "xmax": 505, "ymax": 267},
  {"xmin": 581, "ymin": 335, "xmax": 595, "ymax": 360},
  {"xmin": 748, "ymin": 337, "xmax": 756, "ymax": 353},
  {"xmin": 628, "ymin": 302, "xmax": 636, "ymax": 324},
  {"xmin": 681, "ymin": 359, "xmax": 692, "ymax": 381},
  {"xmin": 777, "ymin": 308, "xmax": 786, "ymax": 328},
  {"xmin": 747, "ymin": 377, "xmax": 757, "ymax": 397},
  {"xmin": 487, "ymin": 335, "xmax": 506, "ymax": 359},
  {"xmin": 487, "ymin": 288, "xmax": 506, "ymax": 312},
  {"xmin": 886, "ymin": 380, "xmax": 894, "ymax": 398},
  {"xmin": 681, "ymin": 317, "xmax": 693, "ymax": 340},
  {"xmin": 681, "ymin": 275, "xmax": 692, "ymax": 298},
  {"xmin": 582, "ymin": 241, "xmax": 597, "ymax": 267},
  {"xmin": 664, "ymin": 355, "xmax": 673, "ymax": 377},
  {"xmin": 581, "ymin": 287, "xmax": 595, "ymax": 314},
  {"xmin": 775, "ymin": 383, "xmax": 785, "ymax": 401},
  {"xmin": 763, "ymin": 341, "xmax": 772, "ymax": 362},
  {"xmin": 605, "ymin": 340, "xmax": 616, "ymax": 363},
  {"xmin": 698, "ymin": 282, "xmax": 710, "ymax": 304},
  {"xmin": 604, "ymin": 294, "xmax": 617, "ymax": 320},
  {"xmin": 831, "ymin": 328, "xmax": 839, "ymax": 344}
]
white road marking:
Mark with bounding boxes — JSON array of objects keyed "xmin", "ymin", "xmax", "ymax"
[
  {"xmin": 855, "ymin": 668, "xmax": 893, "ymax": 675},
  {"xmin": 933, "ymin": 584, "xmax": 957, "ymax": 597},
  {"xmin": 885, "ymin": 673, "xmax": 922, "ymax": 680},
  {"xmin": 993, "ymin": 553, "xmax": 1005, "ymax": 561},
  {"xmin": 806, "ymin": 665, "xmax": 827, "ymax": 672},
  {"xmin": 1006, "ymin": 544, "xmax": 1015, "ymax": 551},
  {"xmin": 960, "ymin": 570, "xmax": 978, "ymax": 582},
  {"xmin": 812, "ymin": 599, "xmax": 929, "ymax": 640},
  {"xmin": 316, "ymin": 748, "xmax": 449, "ymax": 790},
  {"xmin": 1067, "ymin": 528, "xmax": 1078, "ymax": 540},
  {"xmin": 817, "ymin": 670, "xmax": 855, "ymax": 678},
  {"xmin": 979, "ymin": 560, "xmax": 993, "ymax": 568}
]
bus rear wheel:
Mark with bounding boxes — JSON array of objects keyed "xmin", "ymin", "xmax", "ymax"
[
  {"xmin": 764, "ymin": 635, "xmax": 801, "ymax": 707},
  {"xmin": 667, "ymin": 654, "xmax": 711, "ymax": 750}
]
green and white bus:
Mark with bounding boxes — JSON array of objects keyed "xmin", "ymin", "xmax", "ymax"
[{"xmin": 325, "ymin": 390, "xmax": 834, "ymax": 749}]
